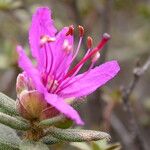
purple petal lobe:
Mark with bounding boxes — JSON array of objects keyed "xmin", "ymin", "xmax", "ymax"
[
  {"xmin": 44, "ymin": 93, "xmax": 84, "ymax": 125},
  {"xmin": 60, "ymin": 60, "xmax": 120, "ymax": 98},
  {"xmin": 16, "ymin": 45, "xmax": 45, "ymax": 93},
  {"xmin": 29, "ymin": 7, "xmax": 57, "ymax": 69}
]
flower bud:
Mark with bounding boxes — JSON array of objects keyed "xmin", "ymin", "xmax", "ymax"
[
  {"xmin": 16, "ymin": 90, "xmax": 47, "ymax": 121},
  {"xmin": 16, "ymin": 73, "xmax": 28, "ymax": 95},
  {"xmin": 40, "ymin": 105, "xmax": 59, "ymax": 120},
  {"xmin": 16, "ymin": 73, "xmax": 35, "ymax": 95}
]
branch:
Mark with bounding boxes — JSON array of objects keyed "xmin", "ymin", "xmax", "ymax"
[
  {"xmin": 122, "ymin": 57, "xmax": 150, "ymax": 150},
  {"xmin": 122, "ymin": 57, "xmax": 150, "ymax": 104},
  {"xmin": 111, "ymin": 113, "xmax": 133, "ymax": 150}
]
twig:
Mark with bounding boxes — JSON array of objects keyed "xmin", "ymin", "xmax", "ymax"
[
  {"xmin": 122, "ymin": 57, "xmax": 150, "ymax": 150},
  {"xmin": 111, "ymin": 113, "xmax": 133, "ymax": 150},
  {"xmin": 123, "ymin": 57, "xmax": 150, "ymax": 103}
]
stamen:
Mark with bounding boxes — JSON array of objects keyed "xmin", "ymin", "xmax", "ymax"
[
  {"xmin": 78, "ymin": 25, "xmax": 84, "ymax": 37},
  {"xmin": 66, "ymin": 26, "xmax": 74, "ymax": 36},
  {"xmin": 63, "ymin": 40, "xmax": 73, "ymax": 54},
  {"xmin": 58, "ymin": 47, "xmax": 91, "ymax": 87},
  {"xmin": 47, "ymin": 44, "xmax": 54, "ymax": 75},
  {"xmin": 47, "ymin": 37, "xmax": 56, "ymax": 42},
  {"xmin": 40, "ymin": 35, "xmax": 56, "ymax": 47},
  {"xmin": 92, "ymin": 52, "xmax": 100, "ymax": 63},
  {"xmin": 64, "ymin": 33, "xmax": 110, "ymax": 78},
  {"xmin": 43, "ymin": 44, "xmax": 48, "ymax": 71},
  {"xmin": 48, "ymin": 75, "xmax": 58, "ymax": 93},
  {"xmin": 87, "ymin": 36, "xmax": 93, "ymax": 49},
  {"xmin": 55, "ymin": 48, "xmax": 91, "ymax": 93},
  {"xmin": 72, "ymin": 36, "xmax": 83, "ymax": 61},
  {"xmin": 41, "ymin": 72, "xmax": 47, "ymax": 86},
  {"xmin": 72, "ymin": 47, "xmax": 91, "ymax": 75},
  {"xmin": 55, "ymin": 60, "xmax": 95, "ymax": 94}
]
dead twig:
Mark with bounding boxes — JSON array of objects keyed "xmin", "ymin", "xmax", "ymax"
[
  {"xmin": 123, "ymin": 57, "xmax": 150, "ymax": 104},
  {"xmin": 122, "ymin": 57, "xmax": 150, "ymax": 150}
]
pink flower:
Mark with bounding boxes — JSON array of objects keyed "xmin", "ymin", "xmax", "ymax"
[{"xmin": 16, "ymin": 7, "xmax": 120, "ymax": 125}]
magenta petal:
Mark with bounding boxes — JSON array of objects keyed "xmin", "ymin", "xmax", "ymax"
[
  {"xmin": 16, "ymin": 45, "xmax": 45, "ymax": 93},
  {"xmin": 44, "ymin": 93, "xmax": 84, "ymax": 125},
  {"xmin": 60, "ymin": 60, "xmax": 120, "ymax": 98},
  {"xmin": 29, "ymin": 7, "xmax": 57, "ymax": 69}
]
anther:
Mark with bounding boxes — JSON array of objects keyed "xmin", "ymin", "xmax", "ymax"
[
  {"xmin": 40, "ymin": 35, "xmax": 56, "ymax": 47},
  {"xmin": 47, "ymin": 37, "xmax": 56, "ymax": 42},
  {"xmin": 87, "ymin": 36, "xmax": 93, "ymax": 49},
  {"xmin": 63, "ymin": 40, "xmax": 72, "ymax": 54},
  {"xmin": 92, "ymin": 52, "xmax": 100, "ymax": 63},
  {"xmin": 103, "ymin": 33, "xmax": 111, "ymax": 40},
  {"xmin": 78, "ymin": 25, "xmax": 84, "ymax": 37},
  {"xmin": 65, "ymin": 33, "xmax": 110, "ymax": 78},
  {"xmin": 66, "ymin": 26, "xmax": 74, "ymax": 36}
]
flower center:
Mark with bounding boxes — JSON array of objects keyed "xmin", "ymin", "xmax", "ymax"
[
  {"xmin": 40, "ymin": 26, "xmax": 110, "ymax": 95},
  {"xmin": 53, "ymin": 26, "xmax": 111, "ymax": 94}
]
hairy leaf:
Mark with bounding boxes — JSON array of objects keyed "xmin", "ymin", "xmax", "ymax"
[
  {"xmin": 47, "ymin": 127, "xmax": 111, "ymax": 142},
  {"xmin": 0, "ymin": 92, "xmax": 18, "ymax": 115},
  {"xmin": 0, "ymin": 124, "xmax": 20, "ymax": 150},
  {"xmin": 0, "ymin": 112, "xmax": 30, "ymax": 130},
  {"xmin": 20, "ymin": 141, "xmax": 49, "ymax": 150}
]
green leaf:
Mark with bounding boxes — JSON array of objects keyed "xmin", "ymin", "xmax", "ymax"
[
  {"xmin": 92, "ymin": 140, "xmax": 108, "ymax": 150},
  {"xmin": 0, "ymin": 112, "xmax": 30, "ymax": 130},
  {"xmin": 92, "ymin": 142, "xmax": 101, "ymax": 150},
  {"xmin": 0, "ymin": 124, "xmax": 21, "ymax": 150},
  {"xmin": 40, "ymin": 135, "xmax": 61, "ymax": 145},
  {"xmin": 38, "ymin": 115, "xmax": 66, "ymax": 127},
  {"xmin": 55, "ymin": 119, "xmax": 73, "ymax": 129},
  {"xmin": 70, "ymin": 142, "xmax": 91, "ymax": 150},
  {"xmin": 0, "ymin": 92, "xmax": 18, "ymax": 115},
  {"xmin": 47, "ymin": 127, "xmax": 111, "ymax": 142},
  {"xmin": 106, "ymin": 143, "xmax": 121, "ymax": 150},
  {"xmin": 20, "ymin": 141, "xmax": 49, "ymax": 150}
]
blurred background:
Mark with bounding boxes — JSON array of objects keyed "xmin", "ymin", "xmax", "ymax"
[{"xmin": 0, "ymin": 0, "xmax": 150, "ymax": 149}]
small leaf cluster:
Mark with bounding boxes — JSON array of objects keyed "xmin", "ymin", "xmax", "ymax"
[{"xmin": 0, "ymin": 92, "xmax": 110, "ymax": 150}]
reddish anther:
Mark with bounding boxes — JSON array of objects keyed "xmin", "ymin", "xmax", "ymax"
[
  {"xmin": 87, "ymin": 36, "xmax": 93, "ymax": 49},
  {"xmin": 66, "ymin": 26, "xmax": 74, "ymax": 36},
  {"xmin": 78, "ymin": 25, "xmax": 84, "ymax": 37},
  {"xmin": 65, "ymin": 33, "xmax": 111, "ymax": 78}
]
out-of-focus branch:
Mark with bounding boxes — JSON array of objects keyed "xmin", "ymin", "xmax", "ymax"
[
  {"xmin": 122, "ymin": 57, "xmax": 150, "ymax": 150},
  {"xmin": 122, "ymin": 57, "xmax": 150, "ymax": 104},
  {"xmin": 88, "ymin": 0, "xmax": 112, "ymax": 126},
  {"xmin": 111, "ymin": 113, "xmax": 133, "ymax": 150}
]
